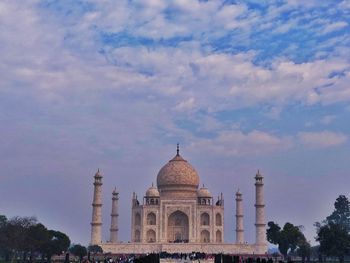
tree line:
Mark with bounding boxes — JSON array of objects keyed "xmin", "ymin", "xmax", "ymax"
[
  {"xmin": 0, "ymin": 215, "xmax": 102, "ymax": 263},
  {"xmin": 2, "ymin": 194, "xmax": 349, "ymax": 263},
  {"xmin": 267, "ymin": 195, "xmax": 350, "ymax": 263}
]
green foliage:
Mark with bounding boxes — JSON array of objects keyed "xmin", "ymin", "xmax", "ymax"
[
  {"xmin": 0, "ymin": 215, "xmax": 70, "ymax": 263},
  {"xmin": 267, "ymin": 221, "xmax": 308, "ymax": 258},
  {"xmin": 69, "ymin": 244, "xmax": 87, "ymax": 260},
  {"xmin": 3, "ymin": 216, "xmax": 38, "ymax": 261},
  {"xmin": 326, "ymin": 195, "xmax": 350, "ymax": 231},
  {"xmin": 87, "ymin": 245, "xmax": 103, "ymax": 254},
  {"xmin": 0, "ymin": 215, "xmax": 7, "ymax": 227},
  {"xmin": 27, "ymin": 223, "xmax": 50, "ymax": 253},
  {"xmin": 315, "ymin": 195, "xmax": 350, "ymax": 263},
  {"xmin": 297, "ymin": 239, "xmax": 311, "ymax": 263},
  {"xmin": 0, "ymin": 215, "xmax": 9, "ymax": 259},
  {"xmin": 317, "ymin": 222, "xmax": 350, "ymax": 262},
  {"xmin": 267, "ymin": 221, "xmax": 281, "ymax": 244},
  {"xmin": 42, "ymin": 230, "xmax": 71, "ymax": 261}
]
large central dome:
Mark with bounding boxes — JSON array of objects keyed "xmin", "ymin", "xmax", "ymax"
[{"xmin": 156, "ymin": 147, "xmax": 199, "ymax": 198}]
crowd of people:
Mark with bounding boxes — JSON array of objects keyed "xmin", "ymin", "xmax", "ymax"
[{"xmin": 81, "ymin": 252, "xmax": 273, "ymax": 263}]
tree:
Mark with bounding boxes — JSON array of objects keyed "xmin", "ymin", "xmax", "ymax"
[
  {"xmin": 69, "ymin": 244, "xmax": 87, "ymax": 261},
  {"xmin": 0, "ymin": 215, "xmax": 71, "ymax": 263},
  {"xmin": 326, "ymin": 195, "xmax": 350, "ymax": 231},
  {"xmin": 26, "ymin": 223, "xmax": 50, "ymax": 262},
  {"xmin": 316, "ymin": 222, "xmax": 350, "ymax": 263},
  {"xmin": 0, "ymin": 215, "xmax": 7, "ymax": 227},
  {"xmin": 267, "ymin": 221, "xmax": 281, "ymax": 243},
  {"xmin": 297, "ymin": 239, "xmax": 311, "ymax": 263},
  {"xmin": 0, "ymin": 215, "xmax": 10, "ymax": 260},
  {"xmin": 87, "ymin": 245, "xmax": 102, "ymax": 261},
  {"xmin": 87, "ymin": 245, "xmax": 103, "ymax": 254},
  {"xmin": 42, "ymin": 230, "xmax": 71, "ymax": 262},
  {"xmin": 3, "ymin": 216, "xmax": 37, "ymax": 262},
  {"xmin": 267, "ymin": 221, "xmax": 307, "ymax": 259},
  {"xmin": 315, "ymin": 195, "xmax": 350, "ymax": 262}
]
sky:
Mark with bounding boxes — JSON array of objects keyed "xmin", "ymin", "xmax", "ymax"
[{"xmin": 0, "ymin": 0, "xmax": 350, "ymax": 247}]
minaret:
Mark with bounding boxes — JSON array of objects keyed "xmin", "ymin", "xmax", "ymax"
[
  {"xmin": 255, "ymin": 170, "xmax": 267, "ymax": 251},
  {"xmin": 90, "ymin": 169, "xmax": 103, "ymax": 245},
  {"xmin": 235, "ymin": 189, "xmax": 244, "ymax": 244},
  {"xmin": 109, "ymin": 187, "xmax": 119, "ymax": 243}
]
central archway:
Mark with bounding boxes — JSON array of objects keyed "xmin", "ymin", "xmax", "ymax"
[{"xmin": 167, "ymin": 210, "xmax": 189, "ymax": 243}]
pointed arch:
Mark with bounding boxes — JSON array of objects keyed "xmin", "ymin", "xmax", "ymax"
[
  {"xmin": 200, "ymin": 230, "xmax": 210, "ymax": 243},
  {"xmin": 216, "ymin": 230, "xmax": 222, "ymax": 243},
  {"xmin": 135, "ymin": 213, "xmax": 141, "ymax": 226},
  {"xmin": 201, "ymin": 212, "xmax": 210, "ymax": 226},
  {"xmin": 215, "ymin": 213, "xmax": 222, "ymax": 226},
  {"xmin": 134, "ymin": 230, "xmax": 140, "ymax": 242},
  {"xmin": 147, "ymin": 212, "xmax": 156, "ymax": 225},
  {"xmin": 167, "ymin": 210, "xmax": 189, "ymax": 242},
  {"xmin": 146, "ymin": 229, "xmax": 156, "ymax": 243}
]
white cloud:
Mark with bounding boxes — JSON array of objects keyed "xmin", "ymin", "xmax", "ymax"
[
  {"xmin": 189, "ymin": 130, "xmax": 293, "ymax": 156},
  {"xmin": 319, "ymin": 70, "xmax": 350, "ymax": 104},
  {"xmin": 0, "ymin": 1, "xmax": 350, "ymax": 128},
  {"xmin": 298, "ymin": 131, "xmax": 348, "ymax": 148},
  {"xmin": 1, "ymin": 0, "xmax": 350, "ymax": 247},
  {"xmin": 304, "ymin": 121, "xmax": 314, "ymax": 128},
  {"xmin": 263, "ymin": 106, "xmax": 282, "ymax": 120},
  {"xmin": 286, "ymin": 0, "xmax": 318, "ymax": 8},
  {"xmin": 339, "ymin": 0, "xmax": 350, "ymax": 9},
  {"xmin": 174, "ymin": 97, "xmax": 195, "ymax": 111},
  {"xmin": 83, "ymin": 0, "xmax": 253, "ymax": 40},
  {"xmin": 322, "ymin": 21, "xmax": 348, "ymax": 34},
  {"xmin": 320, "ymin": 115, "xmax": 337, "ymax": 125},
  {"xmin": 197, "ymin": 116, "xmax": 224, "ymax": 132}
]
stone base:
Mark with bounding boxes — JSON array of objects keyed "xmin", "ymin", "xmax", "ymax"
[{"xmin": 100, "ymin": 242, "xmax": 267, "ymax": 255}]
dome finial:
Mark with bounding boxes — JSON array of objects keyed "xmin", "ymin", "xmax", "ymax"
[{"xmin": 176, "ymin": 143, "xmax": 180, "ymax": 156}]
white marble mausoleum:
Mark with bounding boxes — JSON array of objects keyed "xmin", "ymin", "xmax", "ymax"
[{"xmin": 90, "ymin": 145, "xmax": 268, "ymax": 255}]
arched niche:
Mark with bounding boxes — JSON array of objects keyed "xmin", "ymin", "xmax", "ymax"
[
  {"xmin": 135, "ymin": 213, "xmax": 141, "ymax": 226},
  {"xmin": 200, "ymin": 230, "xmax": 210, "ymax": 243},
  {"xmin": 146, "ymin": 229, "xmax": 156, "ymax": 243},
  {"xmin": 201, "ymin": 212, "xmax": 210, "ymax": 226},
  {"xmin": 167, "ymin": 210, "xmax": 189, "ymax": 243},
  {"xmin": 147, "ymin": 212, "xmax": 156, "ymax": 225},
  {"xmin": 216, "ymin": 230, "xmax": 222, "ymax": 243},
  {"xmin": 215, "ymin": 213, "xmax": 222, "ymax": 226},
  {"xmin": 134, "ymin": 230, "xmax": 140, "ymax": 242}
]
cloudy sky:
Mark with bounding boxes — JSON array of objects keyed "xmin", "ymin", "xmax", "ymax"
[{"xmin": 1, "ymin": 0, "xmax": 350, "ymax": 246}]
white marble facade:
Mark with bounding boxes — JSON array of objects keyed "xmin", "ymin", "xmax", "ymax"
[
  {"xmin": 131, "ymin": 190, "xmax": 224, "ymax": 244},
  {"xmin": 90, "ymin": 146, "xmax": 268, "ymax": 255}
]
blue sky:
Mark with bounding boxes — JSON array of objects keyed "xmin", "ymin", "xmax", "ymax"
[{"xmin": 0, "ymin": 0, "xmax": 350, "ymax": 246}]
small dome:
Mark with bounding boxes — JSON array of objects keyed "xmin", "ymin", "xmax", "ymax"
[
  {"xmin": 146, "ymin": 184, "xmax": 160, "ymax": 197},
  {"xmin": 197, "ymin": 185, "xmax": 212, "ymax": 198}
]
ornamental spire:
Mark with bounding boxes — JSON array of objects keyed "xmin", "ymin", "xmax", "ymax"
[{"xmin": 176, "ymin": 143, "xmax": 180, "ymax": 156}]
